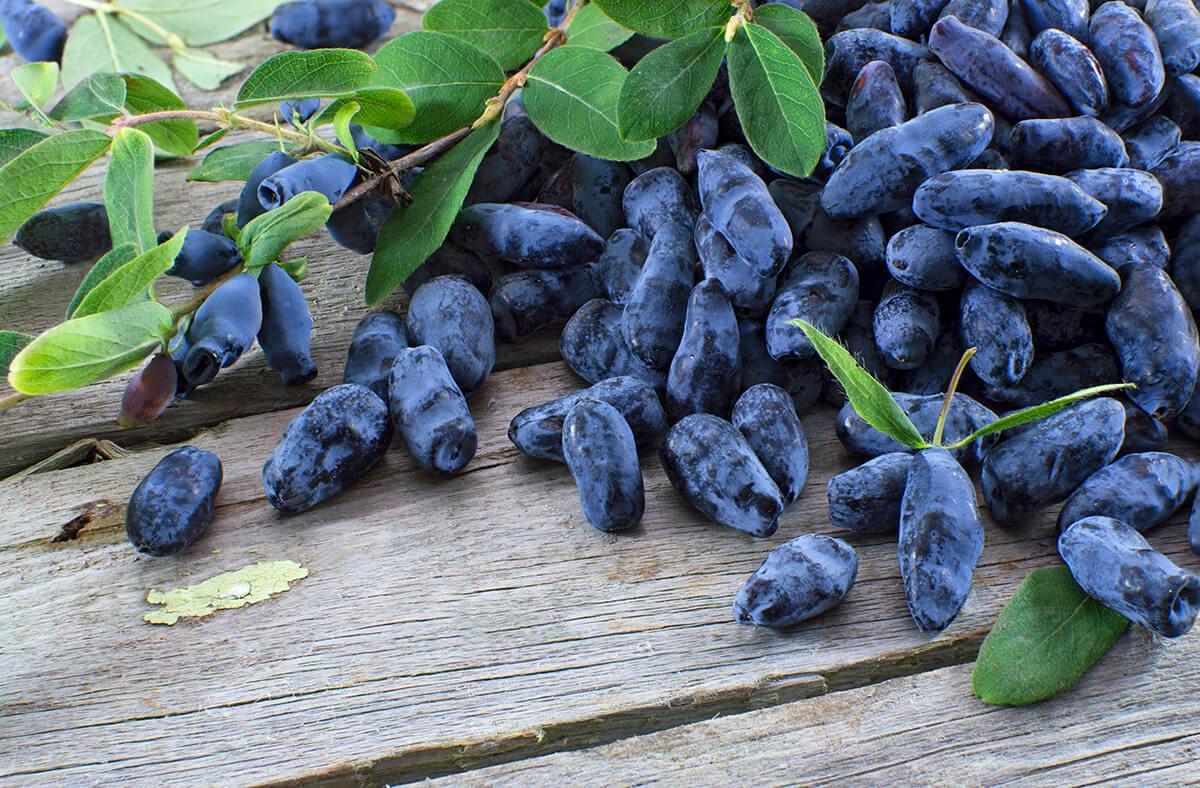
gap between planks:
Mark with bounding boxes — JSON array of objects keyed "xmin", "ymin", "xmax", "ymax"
[
  {"xmin": 3, "ymin": 360, "xmax": 1199, "ymax": 785},
  {"xmin": 439, "ymin": 627, "xmax": 1200, "ymax": 786}
]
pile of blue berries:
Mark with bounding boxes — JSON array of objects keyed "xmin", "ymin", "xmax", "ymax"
[{"xmin": 83, "ymin": 0, "xmax": 1200, "ymax": 643}]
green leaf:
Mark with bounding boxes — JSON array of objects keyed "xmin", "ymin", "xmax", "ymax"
[
  {"xmin": 117, "ymin": 0, "xmax": 286, "ymax": 47},
  {"xmin": 105, "ymin": 128, "xmax": 157, "ymax": 254},
  {"xmin": 618, "ymin": 27, "xmax": 726, "ymax": 142},
  {"xmin": 235, "ymin": 49, "xmax": 377, "ymax": 108},
  {"xmin": 792, "ymin": 319, "xmax": 928, "ymax": 449},
  {"xmin": 7, "ymin": 300, "xmax": 176, "ymax": 395},
  {"xmin": 194, "ymin": 127, "xmax": 230, "ymax": 152},
  {"xmin": 366, "ymin": 121, "xmax": 501, "ymax": 304},
  {"xmin": 973, "ymin": 566, "xmax": 1128, "ymax": 707},
  {"xmin": 567, "ymin": 3, "xmax": 635, "ymax": 51},
  {"xmin": 73, "ymin": 232, "xmax": 187, "ymax": 318},
  {"xmin": 316, "ymin": 88, "xmax": 415, "ymax": 130},
  {"xmin": 187, "ymin": 140, "xmax": 279, "ymax": 183},
  {"xmin": 423, "ymin": 0, "xmax": 548, "ymax": 71},
  {"xmin": 333, "ymin": 102, "xmax": 361, "ymax": 163},
  {"xmin": 238, "ymin": 192, "xmax": 333, "ymax": 271},
  {"xmin": 728, "ymin": 23, "xmax": 825, "ymax": 178},
  {"xmin": 0, "ymin": 128, "xmax": 48, "ymax": 167},
  {"xmin": 0, "ymin": 331, "xmax": 33, "ymax": 377},
  {"xmin": 12, "ymin": 62, "xmax": 59, "ymax": 109},
  {"xmin": 592, "ymin": 0, "xmax": 731, "ymax": 39},
  {"xmin": 750, "ymin": 3, "xmax": 824, "ymax": 85},
  {"xmin": 122, "ymin": 74, "xmax": 199, "ymax": 157},
  {"xmin": 524, "ymin": 46, "xmax": 656, "ymax": 160},
  {"xmin": 60, "ymin": 13, "xmax": 175, "ymax": 92},
  {"xmin": 0, "ymin": 130, "xmax": 112, "ymax": 242},
  {"xmin": 48, "ymin": 73, "xmax": 128, "ymax": 122},
  {"xmin": 66, "ymin": 243, "xmax": 140, "ymax": 319},
  {"xmin": 172, "ymin": 47, "xmax": 245, "ymax": 91},
  {"xmin": 279, "ymin": 256, "xmax": 307, "ymax": 282},
  {"xmin": 367, "ymin": 32, "xmax": 504, "ymax": 144},
  {"xmin": 944, "ymin": 383, "xmax": 1136, "ymax": 450}
]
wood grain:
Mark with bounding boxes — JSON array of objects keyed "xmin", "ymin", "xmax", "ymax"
[
  {"xmin": 3, "ymin": 359, "xmax": 1197, "ymax": 784},
  {"xmin": 449, "ymin": 628, "xmax": 1200, "ymax": 786}
]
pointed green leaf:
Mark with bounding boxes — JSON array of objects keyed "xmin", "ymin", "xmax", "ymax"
[
  {"xmin": 944, "ymin": 383, "xmax": 1137, "ymax": 450},
  {"xmin": 0, "ymin": 128, "xmax": 48, "ymax": 167},
  {"xmin": 172, "ymin": 47, "xmax": 245, "ymax": 91},
  {"xmin": 66, "ymin": 243, "xmax": 140, "ymax": 319},
  {"xmin": 750, "ymin": 3, "xmax": 824, "ymax": 85},
  {"xmin": 333, "ymin": 101, "xmax": 361, "ymax": 162},
  {"xmin": 49, "ymin": 73, "xmax": 128, "ymax": 122},
  {"xmin": 316, "ymin": 88, "xmax": 415, "ymax": 130},
  {"xmin": 567, "ymin": 3, "xmax": 635, "ymax": 51},
  {"xmin": 792, "ymin": 319, "xmax": 928, "ymax": 449},
  {"xmin": 235, "ymin": 49, "xmax": 377, "ymax": 108},
  {"xmin": 73, "ymin": 232, "xmax": 187, "ymax": 318},
  {"xmin": 592, "ymin": 0, "xmax": 732, "ymax": 39},
  {"xmin": 525, "ymin": 46, "xmax": 656, "ymax": 160},
  {"xmin": 12, "ymin": 62, "xmax": 59, "ymax": 109},
  {"xmin": 8, "ymin": 300, "xmax": 176, "ymax": 395},
  {"xmin": 194, "ymin": 127, "xmax": 231, "ymax": 152},
  {"xmin": 188, "ymin": 140, "xmax": 279, "ymax": 183},
  {"xmin": 973, "ymin": 566, "xmax": 1128, "ymax": 707},
  {"xmin": 367, "ymin": 32, "xmax": 505, "ymax": 144},
  {"xmin": 238, "ymin": 192, "xmax": 333, "ymax": 271},
  {"xmin": 366, "ymin": 121, "xmax": 500, "ymax": 304},
  {"xmin": 60, "ymin": 13, "xmax": 175, "ymax": 92},
  {"xmin": 0, "ymin": 129, "xmax": 112, "ymax": 242},
  {"xmin": 424, "ymin": 0, "xmax": 548, "ymax": 70},
  {"xmin": 618, "ymin": 27, "xmax": 726, "ymax": 142},
  {"xmin": 728, "ymin": 23, "xmax": 825, "ymax": 178},
  {"xmin": 105, "ymin": 128, "xmax": 157, "ymax": 254},
  {"xmin": 122, "ymin": 74, "xmax": 199, "ymax": 157},
  {"xmin": 0, "ymin": 331, "xmax": 34, "ymax": 377}
]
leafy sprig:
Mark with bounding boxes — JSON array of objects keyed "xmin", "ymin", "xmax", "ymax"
[
  {"xmin": 55, "ymin": 0, "xmax": 280, "ymax": 92},
  {"xmin": 792, "ymin": 320, "xmax": 1139, "ymax": 706},
  {"xmin": 791, "ymin": 320, "xmax": 1134, "ymax": 452},
  {"xmin": 0, "ymin": 0, "xmax": 829, "ymax": 417}
]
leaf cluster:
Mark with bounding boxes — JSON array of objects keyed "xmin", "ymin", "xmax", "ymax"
[
  {"xmin": 60, "ymin": 0, "xmax": 282, "ymax": 93},
  {"xmin": 0, "ymin": 0, "xmax": 831, "ymax": 401}
]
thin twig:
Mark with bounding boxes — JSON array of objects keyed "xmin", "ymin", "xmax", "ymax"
[
  {"xmin": 334, "ymin": 0, "xmax": 588, "ymax": 211},
  {"xmin": 171, "ymin": 262, "xmax": 247, "ymax": 321},
  {"xmin": 109, "ymin": 110, "xmax": 223, "ymax": 131}
]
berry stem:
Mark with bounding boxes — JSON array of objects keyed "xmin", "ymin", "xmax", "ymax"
[
  {"xmin": 726, "ymin": 0, "xmax": 753, "ymax": 41},
  {"xmin": 170, "ymin": 262, "xmax": 247, "ymax": 321},
  {"xmin": 932, "ymin": 346, "xmax": 977, "ymax": 447}
]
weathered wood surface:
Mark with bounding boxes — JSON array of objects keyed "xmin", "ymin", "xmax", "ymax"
[
  {"xmin": 450, "ymin": 627, "xmax": 1200, "ymax": 786},
  {"xmin": 4, "ymin": 8, "xmax": 1200, "ymax": 787},
  {"xmin": 2, "ymin": 357, "xmax": 1198, "ymax": 784}
]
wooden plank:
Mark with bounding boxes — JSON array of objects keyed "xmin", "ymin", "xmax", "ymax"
[
  {"xmin": 2, "ymin": 360, "xmax": 1197, "ymax": 784},
  {"xmin": 449, "ymin": 628, "xmax": 1200, "ymax": 786}
]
